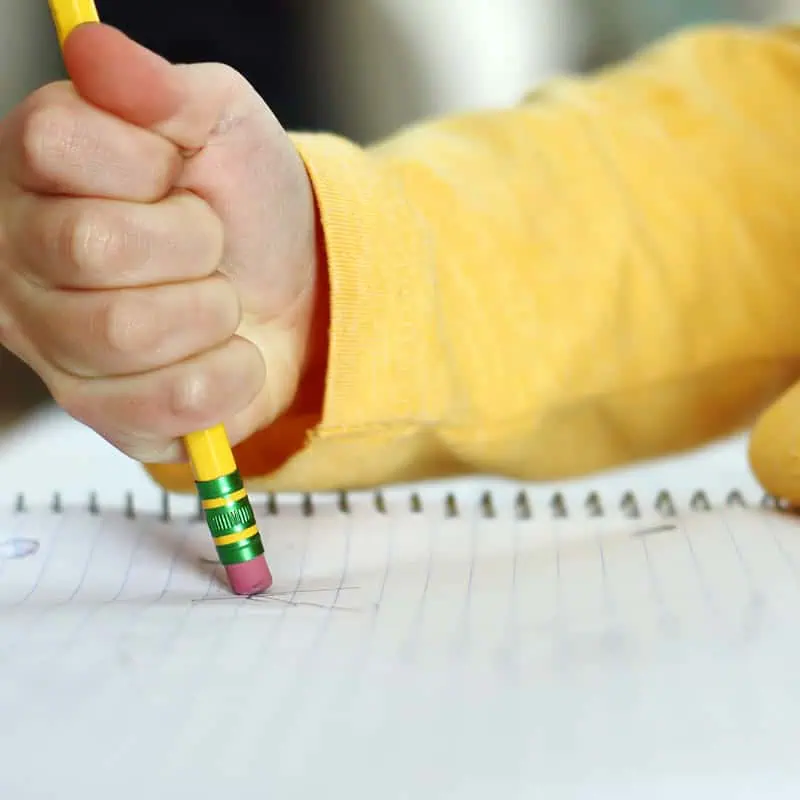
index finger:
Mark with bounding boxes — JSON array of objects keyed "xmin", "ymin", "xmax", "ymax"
[{"xmin": 0, "ymin": 82, "xmax": 181, "ymax": 201}]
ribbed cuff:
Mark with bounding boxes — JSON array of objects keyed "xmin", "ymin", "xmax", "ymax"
[{"xmin": 290, "ymin": 132, "xmax": 451, "ymax": 438}]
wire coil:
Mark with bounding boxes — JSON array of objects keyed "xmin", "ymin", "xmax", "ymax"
[{"xmin": 8, "ymin": 486, "xmax": 787, "ymax": 522}]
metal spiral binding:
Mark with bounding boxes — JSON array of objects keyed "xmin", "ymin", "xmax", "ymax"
[{"xmin": 7, "ymin": 486, "xmax": 791, "ymax": 520}]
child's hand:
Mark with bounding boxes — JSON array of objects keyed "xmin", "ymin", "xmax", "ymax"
[{"xmin": 0, "ymin": 24, "xmax": 320, "ymax": 463}]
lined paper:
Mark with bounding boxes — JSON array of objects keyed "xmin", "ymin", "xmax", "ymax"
[{"xmin": 1, "ymin": 491, "xmax": 800, "ymax": 799}]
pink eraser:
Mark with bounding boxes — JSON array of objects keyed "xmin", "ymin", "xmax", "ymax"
[{"xmin": 225, "ymin": 556, "xmax": 273, "ymax": 596}]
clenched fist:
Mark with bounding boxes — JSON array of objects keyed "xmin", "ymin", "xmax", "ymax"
[{"xmin": 0, "ymin": 24, "xmax": 322, "ymax": 463}]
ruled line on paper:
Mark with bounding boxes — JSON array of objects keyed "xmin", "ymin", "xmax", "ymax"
[
  {"xmin": 3, "ymin": 501, "xmax": 800, "ymax": 677},
  {"xmin": 4, "ymin": 499, "xmax": 800, "ymax": 782}
]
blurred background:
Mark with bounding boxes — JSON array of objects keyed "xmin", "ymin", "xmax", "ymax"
[{"xmin": 0, "ymin": 0, "xmax": 795, "ymax": 426}]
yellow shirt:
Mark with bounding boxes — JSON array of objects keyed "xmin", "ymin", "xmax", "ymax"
[{"xmin": 146, "ymin": 24, "xmax": 800, "ymax": 503}]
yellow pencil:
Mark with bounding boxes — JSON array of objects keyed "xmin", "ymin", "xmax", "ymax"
[{"xmin": 47, "ymin": 0, "xmax": 273, "ymax": 595}]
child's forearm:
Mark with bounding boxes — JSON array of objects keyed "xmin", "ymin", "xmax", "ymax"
[{"xmin": 147, "ymin": 23, "xmax": 800, "ymax": 494}]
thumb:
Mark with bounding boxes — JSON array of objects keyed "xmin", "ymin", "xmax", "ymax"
[
  {"xmin": 749, "ymin": 380, "xmax": 800, "ymax": 506},
  {"xmin": 62, "ymin": 23, "xmax": 231, "ymax": 150}
]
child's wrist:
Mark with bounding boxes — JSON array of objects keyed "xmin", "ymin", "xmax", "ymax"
[{"xmin": 230, "ymin": 205, "xmax": 329, "ymax": 479}]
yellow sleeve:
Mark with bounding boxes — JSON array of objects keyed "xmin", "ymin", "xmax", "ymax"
[{"xmin": 147, "ymin": 23, "xmax": 800, "ymax": 495}]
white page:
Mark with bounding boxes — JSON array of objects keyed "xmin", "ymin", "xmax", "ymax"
[{"xmin": 1, "ymin": 486, "xmax": 800, "ymax": 800}]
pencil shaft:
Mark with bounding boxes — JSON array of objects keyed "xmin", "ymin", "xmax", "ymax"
[{"xmin": 48, "ymin": 0, "xmax": 99, "ymax": 45}]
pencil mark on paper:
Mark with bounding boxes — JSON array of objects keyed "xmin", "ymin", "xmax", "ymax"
[
  {"xmin": 191, "ymin": 585, "xmax": 363, "ymax": 612},
  {"xmin": 0, "ymin": 538, "xmax": 40, "ymax": 560},
  {"xmin": 631, "ymin": 524, "xmax": 677, "ymax": 538}
]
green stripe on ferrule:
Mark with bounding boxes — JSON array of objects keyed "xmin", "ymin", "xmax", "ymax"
[
  {"xmin": 194, "ymin": 471, "xmax": 265, "ymax": 565},
  {"xmin": 205, "ymin": 497, "xmax": 257, "ymax": 538},
  {"xmin": 216, "ymin": 533, "xmax": 265, "ymax": 565},
  {"xmin": 195, "ymin": 471, "xmax": 244, "ymax": 500}
]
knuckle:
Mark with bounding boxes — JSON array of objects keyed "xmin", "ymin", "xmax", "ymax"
[
  {"xmin": 59, "ymin": 209, "xmax": 109, "ymax": 278},
  {"xmin": 61, "ymin": 208, "xmax": 145, "ymax": 280},
  {"xmin": 168, "ymin": 371, "xmax": 211, "ymax": 420},
  {"xmin": 25, "ymin": 82, "xmax": 70, "ymax": 109},
  {"xmin": 93, "ymin": 295, "xmax": 150, "ymax": 355},
  {"xmin": 19, "ymin": 104, "xmax": 75, "ymax": 179}
]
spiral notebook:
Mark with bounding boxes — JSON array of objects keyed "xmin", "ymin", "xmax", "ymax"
[{"xmin": 2, "ymin": 408, "xmax": 800, "ymax": 800}]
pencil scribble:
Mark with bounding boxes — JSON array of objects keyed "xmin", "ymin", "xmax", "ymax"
[{"xmin": 191, "ymin": 585, "xmax": 363, "ymax": 611}]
